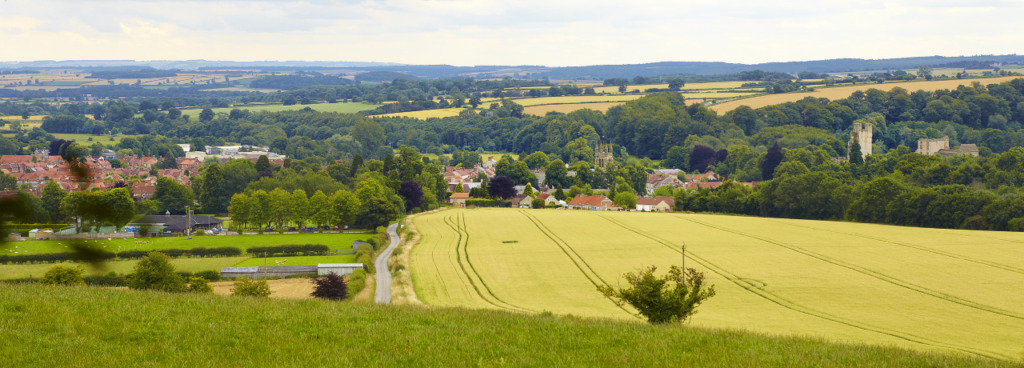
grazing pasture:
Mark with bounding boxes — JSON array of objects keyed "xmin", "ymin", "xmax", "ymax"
[
  {"xmin": 410, "ymin": 208, "xmax": 1024, "ymax": 360},
  {"xmin": 5, "ymin": 233, "xmax": 373, "ymax": 256}
]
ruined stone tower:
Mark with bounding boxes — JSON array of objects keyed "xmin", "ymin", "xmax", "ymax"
[
  {"xmin": 849, "ymin": 122, "xmax": 873, "ymax": 160},
  {"xmin": 595, "ymin": 143, "xmax": 614, "ymax": 170}
]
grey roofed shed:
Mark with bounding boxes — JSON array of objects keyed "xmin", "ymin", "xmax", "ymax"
[
  {"xmin": 220, "ymin": 266, "xmax": 317, "ymax": 279},
  {"xmin": 317, "ymin": 263, "xmax": 365, "ymax": 276}
]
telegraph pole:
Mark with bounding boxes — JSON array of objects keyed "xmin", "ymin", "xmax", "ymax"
[{"xmin": 681, "ymin": 243, "xmax": 686, "ymax": 271}]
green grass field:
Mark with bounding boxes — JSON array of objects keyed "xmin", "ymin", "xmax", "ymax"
[
  {"xmin": 178, "ymin": 101, "xmax": 381, "ymax": 117},
  {"xmin": 233, "ymin": 254, "xmax": 356, "ymax": 267},
  {"xmin": 0, "ymin": 283, "xmax": 1010, "ymax": 367},
  {"xmin": 5, "ymin": 233, "xmax": 372, "ymax": 256},
  {"xmin": 410, "ymin": 208, "xmax": 1024, "ymax": 361},
  {"xmin": 0, "ymin": 257, "xmax": 247, "ymax": 280}
]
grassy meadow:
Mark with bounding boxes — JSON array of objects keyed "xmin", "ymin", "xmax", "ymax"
[
  {"xmin": 232, "ymin": 254, "xmax": 357, "ymax": 267},
  {"xmin": 4, "ymin": 233, "xmax": 372, "ymax": 256},
  {"xmin": 0, "ymin": 257, "xmax": 248, "ymax": 280},
  {"xmin": 409, "ymin": 208, "xmax": 1024, "ymax": 361},
  {"xmin": 0, "ymin": 283, "xmax": 1012, "ymax": 367}
]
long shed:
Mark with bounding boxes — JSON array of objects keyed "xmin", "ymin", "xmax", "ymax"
[{"xmin": 317, "ymin": 263, "xmax": 365, "ymax": 276}]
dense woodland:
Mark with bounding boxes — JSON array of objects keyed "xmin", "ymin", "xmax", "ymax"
[{"xmin": 5, "ymin": 77, "xmax": 1024, "ymax": 231}]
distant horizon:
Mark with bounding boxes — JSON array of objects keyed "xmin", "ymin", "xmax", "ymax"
[{"xmin": 1, "ymin": 54, "xmax": 1021, "ymax": 70}]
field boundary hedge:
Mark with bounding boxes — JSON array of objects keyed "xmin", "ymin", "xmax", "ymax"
[
  {"xmin": 0, "ymin": 247, "xmax": 242, "ymax": 265},
  {"xmin": 246, "ymin": 244, "xmax": 329, "ymax": 257}
]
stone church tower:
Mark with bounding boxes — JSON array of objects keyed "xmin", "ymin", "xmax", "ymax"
[
  {"xmin": 849, "ymin": 122, "xmax": 872, "ymax": 160},
  {"xmin": 595, "ymin": 143, "xmax": 614, "ymax": 170}
]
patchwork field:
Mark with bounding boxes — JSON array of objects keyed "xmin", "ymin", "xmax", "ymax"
[
  {"xmin": 709, "ymin": 76, "xmax": 1022, "ymax": 113},
  {"xmin": 410, "ymin": 208, "xmax": 1024, "ymax": 360},
  {"xmin": 178, "ymin": 101, "xmax": 380, "ymax": 117}
]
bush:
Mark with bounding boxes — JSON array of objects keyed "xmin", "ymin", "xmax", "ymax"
[
  {"xmin": 40, "ymin": 265, "xmax": 84, "ymax": 286},
  {"xmin": 188, "ymin": 277, "xmax": 213, "ymax": 293},
  {"xmin": 232, "ymin": 277, "xmax": 270, "ymax": 297},
  {"xmin": 127, "ymin": 252, "xmax": 186, "ymax": 293},
  {"xmin": 194, "ymin": 270, "xmax": 221, "ymax": 281},
  {"xmin": 531, "ymin": 198, "xmax": 546, "ymax": 209},
  {"xmin": 346, "ymin": 269, "xmax": 367, "ymax": 296},
  {"xmin": 195, "ymin": 229, "xmax": 206, "ymax": 236},
  {"xmin": 598, "ymin": 265, "xmax": 715, "ymax": 324},
  {"xmin": 366, "ymin": 237, "xmax": 381, "ymax": 250},
  {"xmin": 310, "ymin": 273, "xmax": 348, "ymax": 301}
]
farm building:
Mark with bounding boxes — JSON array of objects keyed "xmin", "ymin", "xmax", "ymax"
[
  {"xmin": 130, "ymin": 214, "xmax": 224, "ymax": 235},
  {"xmin": 450, "ymin": 192, "xmax": 470, "ymax": 207},
  {"xmin": 636, "ymin": 197, "xmax": 674, "ymax": 212},
  {"xmin": 220, "ymin": 266, "xmax": 317, "ymax": 279},
  {"xmin": 317, "ymin": 263, "xmax": 365, "ymax": 276},
  {"xmin": 568, "ymin": 195, "xmax": 619, "ymax": 211}
]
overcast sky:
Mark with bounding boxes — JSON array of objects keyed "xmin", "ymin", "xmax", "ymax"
[{"xmin": 1, "ymin": 0, "xmax": 1022, "ymax": 66}]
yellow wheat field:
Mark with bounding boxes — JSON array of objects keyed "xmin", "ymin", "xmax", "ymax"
[
  {"xmin": 410, "ymin": 208, "xmax": 1024, "ymax": 360},
  {"xmin": 709, "ymin": 76, "xmax": 1023, "ymax": 113}
]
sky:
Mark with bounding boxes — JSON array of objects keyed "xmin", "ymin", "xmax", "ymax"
[{"xmin": 1, "ymin": 0, "xmax": 1022, "ymax": 66}]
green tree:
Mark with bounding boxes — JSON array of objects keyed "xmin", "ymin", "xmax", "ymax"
[
  {"xmin": 330, "ymin": 190, "xmax": 361, "ymax": 229},
  {"xmin": 199, "ymin": 108, "xmax": 214, "ymax": 122},
  {"xmin": 598, "ymin": 266, "xmax": 715, "ymax": 324},
  {"xmin": 849, "ymin": 140, "xmax": 864, "ymax": 166},
  {"xmin": 228, "ymin": 193, "xmax": 251, "ymax": 234},
  {"xmin": 154, "ymin": 177, "xmax": 195, "ymax": 214},
  {"xmin": 128, "ymin": 252, "xmax": 186, "ymax": 293},
  {"xmin": 523, "ymin": 151, "xmax": 551, "ymax": 170},
  {"xmin": 309, "ymin": 190, "xmax": 332, "ymax": 231},
  {"xmin": 351, "ymin": 119, "xmax": 385, "ymax": 156},
  {"xmin": 250, "ymin": 190, "xmax": 273, "ymax": 233},
  {"xmin": 269, "ymin": 188, "xmax": 291, "ymax": 233},
  {"xmin": 104, "ymin": 188, "xmax": 136, "ymax": 231},
  {"xmin": 196, "ymin": 162, "xmax": 229, "ymax": 213},
  {"xmin": 613, "ymin": 192, "xmax": 637, "ymax": 209},
  {"xmin": 41, "ymin": 265, "xmax": 84, "ymax": 286},
  {"xmin": 232, "ymin": 277, "xmax": 271, "ymax": 297},
  {"xmin": 290, "ymin": 189, "xmax": 309, "ymax": 228},
  {"xmin": 41, "ymin": 181, "xmax": 67, "ymax": 223},
  {"xmin": 545, "ymin": 159, "xmax": 570, "ymax": 189}
]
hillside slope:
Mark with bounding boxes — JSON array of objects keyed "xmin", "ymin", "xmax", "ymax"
[{"xmin": 0, "ymin": 284, "xmax": 1013, "ymax": 367}]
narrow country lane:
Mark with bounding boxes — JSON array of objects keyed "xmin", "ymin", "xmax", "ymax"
[{"xmin": 374, "ymin": 222, "xmax": 400, "ymax": 304}]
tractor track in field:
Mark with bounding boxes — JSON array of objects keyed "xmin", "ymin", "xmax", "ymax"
[
  {"xmin": 596, "ymin": 213, "xmax": 1008, "ymax": 360},
  {"xmin": 519, "ymin": 211, "xmax": 642, "ymax": 320},
  {"xmin": 444, "ymin": 213, "xmax": 533, "ymax": 313},
  {"xmin": 422, "ymin": 219, "xmax": 453, "ymax": 301},
  {"xmin": 765, "ymin": 218, "xmax": 1024, "ymax": 276},
  {"xmin": 680, "ymin": 216, "xmax": 1024, "ymax": 322}
]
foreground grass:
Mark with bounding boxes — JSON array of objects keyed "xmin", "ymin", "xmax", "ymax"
[
  {"xmin": 0, "ymin": 284, "xmax": 1012, "ymax": 367},
  {"xmin": 5, "ymin": 233, "xmax": 372, "ymax": 256}
]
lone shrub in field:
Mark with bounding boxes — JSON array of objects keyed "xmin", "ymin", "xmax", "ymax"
[
  {"xmin": 128, "ymin": 252, "xmax": 186, "ymax": 292},
  {"xmin": 41, "ymin": 265, "xmax": 85, "ymax": 286},
  {"xmin": 310, "ymin": 273, "xmax": 348, "ymax": 301},
  {"xmin": 232, "ymin": 277, "xmax": 270, "ymax": 297},
  {"xmin": 598, "ymin": 265, "xmax": 715, "ymax": 324},
  {"xmin": 188, "ymin": 277, "xmax": 213, "ymax": 293}
]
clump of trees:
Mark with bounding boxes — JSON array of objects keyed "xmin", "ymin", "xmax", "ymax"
[{"xmin": 599, "ymin": 266, "xmax": 715, "ymax": 324}]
